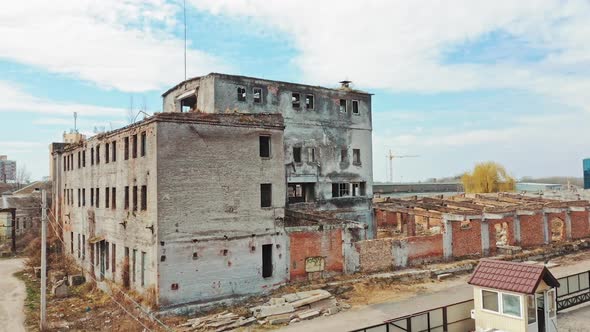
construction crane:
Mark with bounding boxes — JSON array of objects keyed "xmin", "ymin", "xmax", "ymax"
[{"xmin": 386, "ymin": 149, "xmax": 419, "ymax": 183}]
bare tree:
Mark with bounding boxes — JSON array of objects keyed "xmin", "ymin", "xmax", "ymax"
[{"xmin": 16, "ymin": 165, "xmax": 31, "ymax": 189}]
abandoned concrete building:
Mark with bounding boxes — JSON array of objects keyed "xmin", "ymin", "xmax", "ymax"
[
  {"xmin": 51, "ymin": 112, "xmax": 290, "ymax": 307},
  {"xmin": 162, "ymin": 73, "xmax": 374, "ymax": 235}
]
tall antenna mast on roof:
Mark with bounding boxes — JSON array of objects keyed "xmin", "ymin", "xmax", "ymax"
[
  {"xmin": 183, "ymin": 0, "xmax": 187, "ymax": 81},
  {"xmin": 73, "ymin": 112, "xmax": 77, "ymax": 132}
]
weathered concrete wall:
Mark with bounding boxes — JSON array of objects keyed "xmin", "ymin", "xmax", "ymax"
[
  {"xmin": 58, "ymin": 121, "xmax": 159, "ymax": 295},
  {"xmin": 156, "ymin": 118, "xmax": 288, "ymax": 306},
  {"xmin": 288, "ymin": 226, "xmax": 343, "ymax": 281},
  {"xmin": 162, "ymin": 75, "xmax": 215, "ymax": 114}
]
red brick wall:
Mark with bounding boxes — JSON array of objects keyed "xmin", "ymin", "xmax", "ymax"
[
  {"xmin": 355, "ymin": 238, "xmax": 394, "ymax": 273},
  {"xmin": 406, "ymin": 234, "xmax": 443, "ymax": 264},
  {"xmin": 519, "ymin": 214, "xmax": 545, "ymax": 248},
  {"xmin": 452, "ymin": 219, "xmax": 482, "ymax": 257},
  {"xmin": 289, "ymin": 228, "xmax": 343, "ymax": 281},
  {"xmin": 570, "ymin": 211, "xmax": 589, "ymax": 240},
  {"xmin": 375, "ymin": 209, "xmax": 398, "ymax": 229}
]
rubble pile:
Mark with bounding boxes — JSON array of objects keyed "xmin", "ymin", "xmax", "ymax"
[{"xmin": 177, "ymin": 289, "xmax": 344, "ymax": 331}]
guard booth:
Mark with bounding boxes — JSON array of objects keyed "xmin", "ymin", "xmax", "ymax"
[{"xmin": 468, "ymin": 259, "xmax": 560, "ymax": 332}]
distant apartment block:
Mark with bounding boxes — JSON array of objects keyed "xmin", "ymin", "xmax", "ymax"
[{"xmin": 0, "ymin": 155, "xmax": 16, "ymax": 183}]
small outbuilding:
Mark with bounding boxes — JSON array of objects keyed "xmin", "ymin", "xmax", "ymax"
[{"xmin": 468, "ymin": 259, "xmax": 560, "ymax": 332}]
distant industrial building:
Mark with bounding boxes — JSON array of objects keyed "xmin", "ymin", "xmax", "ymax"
[
  {"xmin": 515, "ymin": 182, "xmax": 563, "ymax": 192},
  {"xmin": 584, "ymin": 158, "xmax": 590, "ymax": 189},
  {"xmin": 0, "ymin": 155, "xmax": 16, "ymax": 183}
]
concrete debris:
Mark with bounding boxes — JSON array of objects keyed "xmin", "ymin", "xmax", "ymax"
[
  {"xmin": 52, "ymin": 279, "xmax": 70, "ymax": 298},
  {"xmin": 68, "ymin": 274, "xmax": 86, "ymax": 286},
  {"xmin": 176, "ymin": 290, "xmax": 341, "ymax": 330}
]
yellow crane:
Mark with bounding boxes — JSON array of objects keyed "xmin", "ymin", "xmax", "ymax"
[{"xmin": 386, "ymin": 149, "xmax": 419, "ymax": 183}]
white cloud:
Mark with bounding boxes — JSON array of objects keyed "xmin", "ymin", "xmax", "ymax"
[
  {"xmin": 0, "ymin": 0, "xmax": 228, "ymax": 92},
  {"xmin": 192, "ymin": 0, "xmax": 590, "ymax": 111}
]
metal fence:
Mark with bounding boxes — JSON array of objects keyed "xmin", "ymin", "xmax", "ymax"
[
  {"xmin": 556, "ymin": 270, "xmax": 590, "ymax": 311},
  {"xmin": 350, "ymin": 300, "xmax": 475, "ymax": 332}
]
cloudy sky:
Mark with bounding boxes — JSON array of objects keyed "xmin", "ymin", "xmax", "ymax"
[{"xmin": 1, "ymin": 0, "xmax": 590, "ymax": 182}]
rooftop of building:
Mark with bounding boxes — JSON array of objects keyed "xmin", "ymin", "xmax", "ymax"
[
  {"xmin": 468, "ymin": 259, "xmax": 559, "ymax": 294},
  {"xmin": 162, "ymin": 72, "xmax": 372, "ymax": 97}
]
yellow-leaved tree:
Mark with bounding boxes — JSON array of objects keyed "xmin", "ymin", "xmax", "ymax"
[{"xmin": 461, "ymin": 161, "xmax": 516, "ymax": 193}]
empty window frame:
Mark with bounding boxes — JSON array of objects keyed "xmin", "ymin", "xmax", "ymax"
[
  {"xmin": 262, "ymin": 244, "xmax": 273, "ymax": 278},
  {"xmin": 332, "ymin": 183, "xmax": 350, "ymax": 198},
  {"xmin": 292, "ymin": 92, "xmax": 301, "ymax": 109},
  {"xmin": 141, "ymin": 185, "xmax": 147, "ymax": 211},
  {"xmin": 132, "ymin": 134, "xmax": 138, "ymax": 159},
  {"xmin": 105, "ymin": 241, "xmax": 109, "ymax": 270},
  {"xmin": 133, "ymin": 186, "xmax": 138, "ymax": 211},
  {"xmin": 482, "ymin": 290, "xmax": 499, "ymax": 312},
  {"xmin": 305, "ymin": 94, "xmax": 314, "ymax": 110},
  {"xmin": 70, "ymin": 232, "xmax": 74, "ymax": 254},
  {"xmin": 82, "ymin": 235, "xmax": 86, "ymax": 260},
  {"xmin": 124, "ymin": 186, "xmax": 129, "ymax": 210},
  {"xmin": 96, "ymin": 145, "xmax": 100, "ymax": 164},
  {"xmin": 341, "ymin": 148, "xmax": 348, "ymax": 162},
  {"xmin": 124, "ymin": 137, "xmax": 129, "ymax": 160},
  {"xmin": 112, "ymin": 141, "xmax": 117, "ymax": 162},
  {"xmin": 90, "ymin": 188, "xmax": 94, "ymax": 206},
  {"xmin": 339, "ymin": 99, "xmax": 347, "ymax": 113},
  {"xmin": 293, "ymin": 147, "xmax": 302, "ymax": 163},
  {"xmin": 82, "ymin": 188, "xmax": 86, "ymax": 206},
  {"xmin": 237, "ymin": 87, "xmax": 247, "ymax": 102},
  {"xmin": 352, "ymin": 182, "xmax": 366, "ymax": 196},
  {"xmin": 259, "ymin": 135, "xmax": 271, "ymax": 158},
  {"xmin": 105, "ymin": 187, "xmax": 110, "ymax": 209},
  {"xmin": 353, "ymin": 149, "xmax": 361, "ymax": 164},
  {"xmin": 352, "ymin": 100, "xmax": 360, "ymax": 115},
  {"xmin": 141, "ymin": 251, "xmax": 146, "ymax": 286},
  {"xmin": 96, "ymin": 187, "xmax": 100, "ymax": 208},
  {"xmin": 112, "ymin": 187, "xmax": 116, "ymax": 209},
  {"xmin": 77, "ymin": 233, "xmax": 81, "ymax": 258},
  {"xmin": 82, "ymin": 150, "xmax": 86, "ymax": 167},
  {"xmin": 78, "ymin": 151, "xmax": 81, "ymax": 168},
  {"xmin": 140, "ymin": 132, "xmax": 146, "ymax": 157},
  {"xmin": 63, "ymin": 156, "xmax": 66, "ymax": 171},
  {"xmin": 105, "ymin": 143, "xmax": 110, "ymax": 163},
  {"xmin": 132, "ymin": 249, "xmax": 137, "ymax": 283},
  {"xmin": 260, "ymin": 184, "xmax": 272, "ymax": 208},
  {"xmin": 78, "ymin": 189, "xmax": 81, "ymax": 207},
  {"xmin": 91, "ymin": 147, "xmax": 95, "ymax": 165},
  {"xmin": 253, "ymin": 87, "xmax": 262, "ymax": 103},
  {"xmin": 112, "ymin": 243, "xmax": 116, "ymax": 273},
  {"xmin": 308, "ymin": 147, "xmax": 316, "ymax": 162}
]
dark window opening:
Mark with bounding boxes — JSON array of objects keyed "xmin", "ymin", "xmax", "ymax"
[
  {"xmin": 112, "ymin": 187, "xmax": 116, "ymax": 209},
  {"xmin": 96, "ymin": 145, "xmax": 100, "ymax": 164},
  {"xmin": 288, "ymin": 183, "xmax": 316, "ymax": 204},
  {"xmin": 82, "ymin": 150, "xmax": 86, "ymax": 167},
  {"xmin": 112, "ymin": 141, "xmax": 117, "ymax": 162},
  {"xmin": 82, "ymin": 188, "xmax": 86, "ymax": 206},
  {"xmin": 105, "ymin": 187, "xmax": 110, "ymax": 208},
  {"xmin": 132, "ymin": 249, "xmax": 136, "ymax": 283},
  {"xmin": 293, "ymin": 147, "xmax": 302, "ymax": 163},
  {"xmin": 105, "ymin": 241, "xmax": 109, "ymax": 270},
  {"xmin": 82, "ymin": 235, "xmax": 86, "ymax": 260},
  {"xmin": 292, "ymin": 93, "xmax": 301, "ymax": 109},
  {"xmin": 133, "ymin": 186, "xmax": 138, "ymax": 211},
  {"xmin": 262, "ymin": 244, "xmax": 273, "ymax": 278},
  {"xmin": 78, "ymin": 189, "xmax": 81, "ymax": 207},
  {"xmin": 192, "ymin": 252, "xmax": 198, "ymax": 260},
  {"xmin": 63, "ymin": 156, "xmax": 66, "ymax": 171},
  {"xmin": 341, "ymin": 148, "xmax": 348, "ymax": 162},
  {"xmin": 259, "ymin": 136, "xmax": 271, "ymax": 158},
  {"xmin": 339, "ymin": 99, "xmax": 347, "ymax": 112},
  {"xmin": 95, "ymin": 187, "xmax": 100, "ymax": 208},
  {"xmin": 124, "ymin": 186, "xmax": 129, "ymax": 210},
  {"xmin": 77, "ymin": 233, "xmax": 81, "ymax": 258},
  {"xmin": 353, "ymin": 149, "xmax": 361, "ymax": 164},
  {"xmin": 260, "ymin": 184, "xmax": 272, "ymax": 208},
  {"xmin": 70, "ymin": 232, "xmax": 74, "ymax": 254},
  {"xmin": 351, "ymin": 182, "xmax": 366, "ymax": 196},
  {"xmin": 112, "ymin": 243, "xmax": 116, "ymax": 273},
  {"xmin": 352, "ymin": 100, "xmax": 360, "ymax": 114},
  {"xmin": 253, "ymin": 88, "xmax": 262, "ymax": 103},
  {"xmin": 141, "ymin": 132, "xmax": 146, "ymax": 157},
  {"xmin": 141, "ymin": 185, "xmax": 147, "ymax": 211},
  {"xmin": 180, "ymin": 94, "xmax": 197, "ymax": 112},
  {"xmin": 141, "ymin": 251, "xmax": 145, "ymax": 287},
  {"xmin": 171, "ymin": 283, "xmax": 178, "ymax": 290},
  {"xmin": 91, "ymin": 147, "xmax": 94, "ymax": 165},
  {"xmin": 124, "ymin": 137, "xmax": 129, "ymax": 160},
  {"xmin": 132, "ymin": 134, "xmax": 137, "ymax": 159},
  {"xmin": 309, "ymin": 147, "xmax": 316, "ymax": 162},
  {"xmin": 305, "ymin": 94, "xmax": 314, "ymax": 110},
  {"xmin": 332, "ymin": 183, "xmax": 350, "ymax": 198},
  {"xmin": 105, "ymin": 143, "xmax": 110, "ymax": 163},
  {"xmin": 90, "ymin": 188, "xmax": 94, "ymax": 206},
  {"xmin": 78, "ymin": 151, "xmax": 81, "ymax": 168},
  {"xmin": 237, "ymin": 87, "xmax": 246, "ymax": 101}
]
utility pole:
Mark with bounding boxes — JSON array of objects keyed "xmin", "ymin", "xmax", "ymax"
[
  {"xmin": 10, "ymin": 208, "xmax": 16, "ymax": 254},
  {"xmin": 40, "ymin": 189, "xmax": 47, "ymax": 331}
]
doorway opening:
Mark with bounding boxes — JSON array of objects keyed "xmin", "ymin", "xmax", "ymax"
[{"xmin": 262, "ymin": 244, "xmax": 273, "ymax": 278}]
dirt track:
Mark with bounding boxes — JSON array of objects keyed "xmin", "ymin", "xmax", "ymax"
[{"xmin": 0, "ymin": 258, "xmax": 25, "ymax": 332}]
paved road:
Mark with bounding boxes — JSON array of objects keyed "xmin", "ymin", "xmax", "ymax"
[
  {"xmin": 280, "ymin": 256, "xmax": 590, "ymax": 332},
  {"xmin": 0, "ymin": 258, "xmax": 26, "ymax": 332}
]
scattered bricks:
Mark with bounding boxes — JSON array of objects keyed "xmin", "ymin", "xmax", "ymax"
[
  {"xmin": 250, "ymin": 303, "xmax": 295, "ymax": 318},
  {"xmin": 268, "ymin": 314, "xmax": 292, "ymax": 325},
  {"xmin": 298, "ymin": 309, "xmax": 320, "ymax": 320},
  {"xmin": 497, "ymin": 245, "xmax": 523, "ymax": 256},
  {"xmin": 68, "ymin": 274, "xmax": 86, "ymax": 286}
]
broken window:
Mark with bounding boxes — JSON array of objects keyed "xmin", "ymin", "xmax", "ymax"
[
  {"xmin": 105, "ymin": 143, "xmax": 110, "ymax": 163},
  {"xmin": 96, "ymin": 145, "xmax": 100, "ymax": 164},
  {"xmin": 309, "ymin": 147, "xmax": 316, "ymax": 162},
  {"xmin": 141, "ymin": 185, "xmax": 147, "ymax": 211},
  {"xmin": 237, "ymin": 87, "xmax": 247, "ymax": 101},
  {"xmin": 262, "ymin": 244, "xmax": 273, "ymax": 278},
  {"xmin": 341, "ymin": 148, "xmax": 348, "ymax": 162},
  {"xmin": 105, "ymin": 187, "xmax": 110, "ymax": 208},
  {"xmin": 132, "ymin": 134, "xmax": 138, "ymax": 159},
  {"xmin": 339, "ymin": 99, "xmax": 347, "ymax": 113},
  {"xmin": 124, "ymin": 137, "xmax": 129, "ymax": 160},
  {"xmin": 253, "ymin": 87, "xmax": 262, "ymax": 103},
  {"xmin": 112, "ymin": 141, "xmax": 117, "ymax": 162},
  {"xmin": 133, "ymin": 186, "xmax": 138, "ymax": 211},
  {"xmin": 293, "ymin": 147, "xmax": 302, "ymax": 163},
  {"xmin": 352, "ymin": 100, "xmax": 359, "ymax": 115},
  {"xmin": 260, "ymin": 184, "xmax": 272, "ymax": 208},
  {"xmin": 292, "ymin": 93, "xmax": 301, "ymax": 109},
  {"xmin": 141, "ymin": 131, "xmax": 146, "ymax": 157},
  {"xmin": 259, "ymin": 136, "xmax": 271, "ymax": 158},
  {"xmin": 353, "ymin": 149, "xmax": 361, "ymax": 164},
  {"xmin": 124, "ymin": 186, "xmax": 129, "ymax": 210},
  {"xmin": 332, "ymin": 183, "xmax": 350, "ymax": 198},
  {"xmin": 305, "ymin": 94, "xmax": 314, "ymax": 110},
  {"xmin": 112, "ymin": 187, "xmax": 116, "ymax": 209}
]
